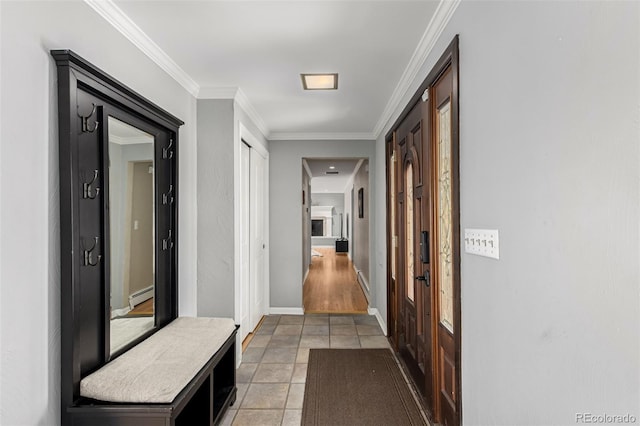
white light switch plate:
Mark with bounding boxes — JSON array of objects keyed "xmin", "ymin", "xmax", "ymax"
[{"xmin": 464, "ymin": 229, "xmax": 499, "ymax": 259}]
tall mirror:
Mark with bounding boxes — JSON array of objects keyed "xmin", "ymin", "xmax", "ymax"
[{"xmin": 108, "ymin": 116, "xmax": 156, "ymax": 354}]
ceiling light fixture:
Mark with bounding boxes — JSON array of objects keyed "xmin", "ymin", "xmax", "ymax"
[
  {"xmin": 301, "ymin": 73, "xmax": 338, "ymax": 90},
  {"xmin": 329, "ymin": 166, "xmax": 336, "ymax": 169}
]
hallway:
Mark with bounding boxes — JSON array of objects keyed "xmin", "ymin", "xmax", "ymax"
[
  {"xmin": 302, "ymin": 248, "xmax": 368, "ymax": 313},
  {"xmin": 224, "ymin": 314, "xmax": 421, "ymax": 426}
]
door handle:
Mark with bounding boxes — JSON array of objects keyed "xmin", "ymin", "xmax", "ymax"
[{"xmin": 415, "ymin": 271, "xmax": 430, "ymax": 286}]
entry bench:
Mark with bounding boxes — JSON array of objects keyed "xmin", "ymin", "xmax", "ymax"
[{"xmin": 67, "ymin": 317, "xmax": 238, "ymax": 426}]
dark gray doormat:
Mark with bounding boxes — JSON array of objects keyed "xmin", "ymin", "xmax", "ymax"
[{"xmin": 302, "ymin": 348, "xmax": 428, "ymax": 426}]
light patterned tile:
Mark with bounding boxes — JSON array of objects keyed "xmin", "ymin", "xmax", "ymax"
[
  {"xmin": 330, "ymin": 324, "xmax": 357, "ymax": 336},
  {"xmin": 232, "ymin": 409, "xmax": 283, "ymax": 426},
  {"xmin": 302, "ymin": 325, "xmax": 329, "ymax": 335},
  {"xmin": 296, "ymin": 347, "xmax": 310, "ymax": 364},
  {"xmin": 282, "ymin": 410, "xmax": 302, "ymax": 426},
  {"xmin": 236, "ymin": 363, "xmax": 258, "ymax": 383},
  {"xmin": 262, "ymin": 347, "xmax": 298, "ymax": 363},
  {"xmin": 242, "ymin": 347, "xmax": 265, "ymax": 363},
  {"xmin": 235, "ymin": 383, "xmax": 249, "ymax": 406},
  {"xmin": 256, "ymin": 323, "xmax": 277, "ymax": 335},
  {"xmin": 252, "ymin": 363, "xmax": 294, "ymax": 383},
  {"xmin": 220, "ymin": 408, "xmax": 236, "ymax": 426},
  {"xmin": 279, "ymin": 315, "xmax": 305, "ymax": 325},
  {"xmin": 329, "ymin": 315, "xmax": 355, "ymax": 325},
  {"xmin": 354, "ymin": 315, "xmax": 379, "ymax": 325},
  {"xmin": 291, "ymin": 363, "xmax": 308, "ymax": 383},
  {"xmin": 273, "ymin": 325, "xmax": 303, "ymax": 336},
  {"xmin": 299, "ymin": 335, "xmax": 330, "ymax": 348},
  {"xmin": 356, "ymin": 324, "xmax": 384, "ymax": 336},
  {"xmin": 286, "ymin": 383, "xmax": 305, "ymax": 409},
  {"xmin": 267, "ymin": 334, "xmax": 301, "ymax": 348},
  {"xmin": 330, "ymin": 335, "xmax": 361, "ymax": 348},
  {"xmin": 261, "ymin": 315, "xmax": 281, "ymax": 325},
  {"xmin": 304, "ymin": 315, "xmax": 329, "ymax": 325},
  {"xmin": 248, "ymin": 335, "xmax": 271, "ymax": 348},
  {"xmin": 359, "ymin": 335, "xmax": 390, "ymax": 348},
  {"xmin": 241, "ymin": 383, "xmax": 289, "ymax": 409}
]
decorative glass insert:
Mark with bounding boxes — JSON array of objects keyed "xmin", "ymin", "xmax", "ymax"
[
  {"xmin": 391, "ymin": 151, "xmax": 397, "ymax": 280},
  {"xmin": 437, "ymin": 101, "xmax": 454, "ymax": 333},
  {"xmin": 405, "ymin": 162, "xmax": 415, "ymax": 302}
]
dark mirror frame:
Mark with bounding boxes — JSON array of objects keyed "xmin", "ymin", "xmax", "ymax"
[{"xmin": 52, "ymin": 50, "xmax": 183, "ymax": 423}]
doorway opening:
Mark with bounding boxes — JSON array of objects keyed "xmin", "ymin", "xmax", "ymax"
[{"xmin": 302, "ymin": 158, "xmax": 369, "ymax": 314}]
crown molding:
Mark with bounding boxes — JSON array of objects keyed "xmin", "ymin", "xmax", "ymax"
[
  {"xmin": 234, "ymin": 88, "xmax": 270, "ymax": 139},
  {"xmin": 269, "ymin": 132, "xmax": 376, "ymax": 141},
  {"xmin": 372, "ymin": 0, "xmax": 461, "ymax": 138},
  {"xmin": 197, "ymin": 87, "xmax": 239, "ymax": 99},
  {"xmin": 84, "ymin": 0, "xmax": 200, "ymax": 97},
  {"xmin": 109, "ymin": 134, "xmax": 153, "ymax": 145}
]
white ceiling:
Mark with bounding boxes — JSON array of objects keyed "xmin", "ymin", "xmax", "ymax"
[
  {"xmin": 106, "ymin": 0, "xmax": 441, "ymax": 139},
  {"xmin": 305, "ymin": 158, "xmax": 360, "ymax": 178},
  {"xmin": 305, "ymin": 158, "xmax": 362, "ymax": 193},
  {"xmin": 108, "ymin": 116, "xmax": 154, "ymax": 145}
]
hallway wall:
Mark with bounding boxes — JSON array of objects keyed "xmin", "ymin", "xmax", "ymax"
[
  {"xmin": 197, "ymin": 99, "xmax": 235, "ymax": 317},
  {"xmin": 374, "ymin": 1, "xmax": 640, "ymax": 423},
  {"xmin": 0, "ymin": 2, "xmax": 198, "ymax": 425},
  {"xmin": 352, "ymin": 160, "xmax": 370, "ymax": 294},
  {"xmin": 269, "ymin": 140, "xmax": 375, "ymax": 311}
]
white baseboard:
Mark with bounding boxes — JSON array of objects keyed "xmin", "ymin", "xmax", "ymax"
[
  {"xmin": 368, "ymin": 308, "xmax": 388, "ymax": 336},
  {"xmin": 129, "ymin": 285, "xmax": 154, "ymax": 309},
  {"xmin": 269, "ymin": 307, "xmax": 305, "ymax": 315}
]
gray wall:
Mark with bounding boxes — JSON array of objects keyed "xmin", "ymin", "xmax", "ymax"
[
  {"xmin": 302, "ymin": 167, "xmax": 311, "ymax": 278},
  {"xmin": 374, "ymin": 1, "xmax": 639, "ymax": 423},
  {"xmin": 352, "ymin": 161, "xmax": 370, "ymax": 290},
  {"xmin": 197, "ymin": 99, "xmax": 235, "ymax": 317},
  {"xmin": 269, "ymin": 140, "xmax": 375, "ymax": 309},
  {"xmin": 0, "ymin": 2, "xmax": 198, "ymax": 424}
]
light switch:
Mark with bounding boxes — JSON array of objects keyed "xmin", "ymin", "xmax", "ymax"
[{"xmin": 464, "ymin": 228, "xmax": 499, "ymax": 259}]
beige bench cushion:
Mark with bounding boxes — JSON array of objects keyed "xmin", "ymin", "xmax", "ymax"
[{"xmin": 80, "ymin": 317, "xmax": 236, "ymax": 403}]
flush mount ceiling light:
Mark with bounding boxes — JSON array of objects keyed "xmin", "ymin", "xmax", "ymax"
[{"xmin": 301, "ymin": 73, "xmax": 338, "ymax": 90}]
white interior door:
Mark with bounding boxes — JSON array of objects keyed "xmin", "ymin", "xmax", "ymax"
[
  {"xmin": 249, "ymin": 148, "xmax": 267, "ymax": 330},
  {"xmin": 240, "ymin": 142, "xmax": 251, "ymax": 340}
]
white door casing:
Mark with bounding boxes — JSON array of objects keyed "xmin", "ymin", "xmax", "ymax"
[
  {"xmin": 250, "ymin": 148, "xmax": 267, "ymax": 330},
  {"xmin": 240, "ymin": 142, "xmax": 251, "ymax": 341}
]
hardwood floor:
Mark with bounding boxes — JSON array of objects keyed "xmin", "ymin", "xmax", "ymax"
[
  {"xmin": 126, "ymin": 298, "xmax": 154, "ymax": 316},
  {"xmin": 303, "ymin": 247, "xmax": 368, "ymax": 313}
]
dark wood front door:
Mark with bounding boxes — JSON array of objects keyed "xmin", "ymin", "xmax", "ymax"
[
  {"xmin": 386, "ymin": 36, "xmax": 460, "ymax": 426},
  {"xmin": 396, "ymin": 102, "xmax": 434, "ymax": 407}
]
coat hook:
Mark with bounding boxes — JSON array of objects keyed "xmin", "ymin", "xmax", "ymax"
[
  {"xmin": 83, "ymin": 169, "xmax": 100, "ymax": 199},
  {"xmin": 162, "ymin": 229, "xmax": 174, "ymax": 251},
  {"xmin": 162, "ymin": 138, "xmax": 174, "ymax": 159},
  {"xmin": 77, "ymin": 103, "xmax": 99, "ymax": 133},
  {"xmin": 82, "ymin": 236, "xmax": 101, "ymax": 267},
  {"xmin": 162, "ymin": 184, "xmax": 174, "ymax": 205}
]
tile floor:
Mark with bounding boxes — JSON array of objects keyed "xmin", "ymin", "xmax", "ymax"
[{"xmin": 220, "ymin": 313, "xmax": 391, "ymax": 426}]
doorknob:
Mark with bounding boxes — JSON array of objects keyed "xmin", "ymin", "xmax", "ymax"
[{"xmin": 415, "ymin": 272, "xmax": 430, "ymax": 286}]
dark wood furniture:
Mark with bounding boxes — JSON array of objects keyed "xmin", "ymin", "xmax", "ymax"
[
  {"xmin": 335, "ymin": 239, "xmax": 349, "ymax": 253},
  {"xmin": 52, "ymin": 50, "xmax": 237, "ymax": 425},
  {"xmin": 69, "ymin": 330, "xmax": 237, "ymax": 426}
]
